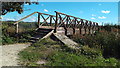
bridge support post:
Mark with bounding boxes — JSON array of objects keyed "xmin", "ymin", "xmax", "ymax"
[
  {"xmin": 73, "ymin": 28, "xmax": 75, "ymax": 35},
  {"xmin": 54, "ymin": 11, "xmax": 58, "ymax": 33},
  {"xmin": 16, "ymin": 23, "xmax": 18, "ymax": 34},
  {"xmin": 73, "ymin": 18, "xmax": 77, "ymax": 35},
  {"xmin": 85, "ymin": 21, "xmax": 88, "ymax": 35},
  {"xmin": 89, "ymin": 21, "xmax": 92, "ymax": 35},
  {"xmin": 88, "ymin": 27, "xmax": 91, "ymax": 35},
  {"xmin": 38, "ymin": 13, "xmax": 40, "ymax": 28},
  {"xmin": 64, "ymin": 22, "xmax": 67, "ymax": 35},
  {"xmin": 96, "ymin": 23, "xmax": 99, "ymax": 31},
  {"xmin": 65, "ymin": 28, "xmax": 67, "ymax": 35},
  {"xmin": 15, "ymin": 23, "xmax": 19, "ymax": 43}
]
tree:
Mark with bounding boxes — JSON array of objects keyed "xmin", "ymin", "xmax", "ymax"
[{"xmin": 1, "ymin": 1, "xmax": 38, "ymax": 15}]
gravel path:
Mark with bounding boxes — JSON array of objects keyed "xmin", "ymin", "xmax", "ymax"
[{"xmin": 0, "ymin": 43, "xmax": 31, "ymax": 67}]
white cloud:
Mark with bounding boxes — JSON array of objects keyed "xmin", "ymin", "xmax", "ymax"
[
  {"xmin": 30, "ymin": 16, "xmax": 37, "ymax": 22},
  {"xmin": 44, "ymin": 9, "xmax": 48, "ymax": 12},
  {"xmin": 24, "ymin": 3, "xmax": 29, "ymax": 5},
  {"xmin": 91, "ymin": 17, "xmax": 96, "ymax": 20},
  {"xmin": 92, "ymin": 14, "xmax": 96, "ymax": 16},
  {"xmin": 31, "ymin": 18, "xmax": 36, "ymax": 22},
  {"xmin": 31, "ymin": 0, "xmax": 38, "ymax": 2},
  {"xmin": 6, "ymin": 18, "xmax": 15, "ymax": 21},
  {"xmin": 101, "ymin": 10, "xmax": 110, "ymax": 14},
  {"xmin": 98, "ymin": 16, "xmax": 107, "ymax": 19}
]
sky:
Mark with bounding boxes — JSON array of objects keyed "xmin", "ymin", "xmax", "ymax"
[
  {"xmin": 1, "ymin": 2, "xmax": 119, "ymax": 25},
  {"xmin": 29, "ymin": 0, "xmax": 120, "ymax": 2}
]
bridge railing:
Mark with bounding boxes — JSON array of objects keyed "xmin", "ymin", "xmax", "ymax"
[
  {"xmin": 13, "ymin": 11, "xmax": 99, "ymax": 36},
  {"xmin": 14, "ymin": 12, "xmax": 56, "ymax": 34},
  {"xmin": 14, "ymin": 12, "xmax": 37, "ymax": 33},
  {"xmin": 37, "ymin": 12, "xmax": 56, "ymax": 28},
  {"xmin": 54, "ymin": 11, "xmax": 99, "ymax": 35}
]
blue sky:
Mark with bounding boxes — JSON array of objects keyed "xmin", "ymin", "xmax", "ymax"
[
  {"xmin": 33, "ymin": 0, "xmax": 119, "ymax": 2},
  {"xmin": 1, "ymin": 2, "xmax": 118, "ymax": 25}
]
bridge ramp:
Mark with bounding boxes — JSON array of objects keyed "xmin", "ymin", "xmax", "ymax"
[{"xmin": 53, "ymin": 33, "xmax": 80, "ymax": 49}]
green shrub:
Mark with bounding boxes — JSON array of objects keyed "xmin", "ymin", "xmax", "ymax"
[
  {"xmin": 103, "ymin": 24, "xmax": 112, "ymax": 31},
  {"xmin": 2, "ymin": 21, "xmax": 38, "ymax": 45},
  {"xmin": 81, "ymin": 46, "xmax": 102, "ymax": 58},
  {"xmin": 2, "ymin": 35, "xmax": 15, "ymax": 44},
  {"xmin": 73, "ymin": 30, "xmax": 120, "ymax": 59}
]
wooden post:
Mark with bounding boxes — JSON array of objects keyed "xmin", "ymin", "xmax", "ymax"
[
  {"xmin": 79, "ymin": 27, "xmax": 81, "ymax": 34},
  {"xmin": 73, "ymin": 28, "xmax": 75, "ymax": 35},
  {"xmin": 65, "ymin": 27, "xmax": 67, "ymax": 35},
  {"xmin": 92, "ymin": 22, "xmax": 95, "ymax": 34},
  {"xmin": 79, "ymin": 21, "xmax": 82, "ymax": 35},
  {"xmin": 38, "ymin": 13, "xmax": 40, "ymax": 28},
  {"xmin": 91, "ymin": 23, "xmax": 93, "ymax": 34},
  {"xmin": 96, "ymin": 23, "xmax": 99, "ymax": 31},
  {"xmin": 85, "ymin": 20, "xmax": 88, "ymax": 35},
  {"xmin": 16, "ymin": 23, "xmax": 19, "ymax": 43},
  {"xmin": 16, "ymin": 23, "xmax": 18, "ymax": 34},
  {"xmin": 54, "ymin": 11, "xmax": 58, "ymax": 33},
  {"xmin": 64, "ymin": 16, "xmax": 69, "ymax": 35},
  {"xmin": 89, "ymin": 21, "xmax": 92, "ymax": 34},
  {"xmin": 50, "ymin": 16, "xmax": 53, "ymax": 26},
  {"xmin": 66, "ymin": 16, "xmax": 69, "ymax": 28},
  {"xmin": 95, "ymin": 23, "xmax": 97, "ymax": 31},
  {"xmin": 73, "ymin": 18, "xmax": 76, "ymax": 35},
  {"xmin": 59, "ymin": 14, "xmax": 62, "ymax": 26},
  {"xmin": 80, "ymin": 19, "xmax": 84, "ymax": 35}
]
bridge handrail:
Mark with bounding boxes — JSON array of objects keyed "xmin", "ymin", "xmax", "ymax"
[
  {"xmin": 13, "ymin": 11, "xmax": 99, "ymax": 35},
  {"xmin": 13, "ymin": 12, "xmax": 56, "ymax": 33},
  {"xmin": 55, "ymin": 11, "xmax": 96, "ymax": 23},
  {"xmin": 54, "ymin": 11, "xmax": 99, "ymax": 34},
  {"xmin": 14, "ymin": 12, "xmax": 55, "ymax": 25},
  {"xmin": 14, "ymin": 12, "xmax": 37, "ymax": 25}
]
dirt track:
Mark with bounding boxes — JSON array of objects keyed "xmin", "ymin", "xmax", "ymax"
[{"xmin": 0, "ymin": 43, "xmax": 31, "ymax": 67}]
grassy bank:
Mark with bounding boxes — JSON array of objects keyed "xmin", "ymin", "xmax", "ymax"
[{"xmin": 18, "ymin": 36, "xmax": 120, "ymax": 66}]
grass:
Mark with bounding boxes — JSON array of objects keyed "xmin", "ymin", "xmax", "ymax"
[
  {"xmin": 18, "ymin": 37, "xmax": 120, "ymax": 66},
  {"xmin": 18, "ymin": 37, "xmax": 61, "ymax": 66},
  {"xmin": 46, "ymin": 51, "xmax": 119, "ymax": 66}
]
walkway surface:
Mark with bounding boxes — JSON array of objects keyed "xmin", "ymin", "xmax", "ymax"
[
  {"xmin": 53, "ymin": 33, "xmax": 80, "ymax": 49},
  {"xmin": 0, "ymin": 43, "xmax": 31, "ymax": 67}
]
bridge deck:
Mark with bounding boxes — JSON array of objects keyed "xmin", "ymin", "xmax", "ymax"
[
  {"xmin": 39, "ymin": 26, "xmax": 95, "ymax": 35},
  {"xmin": 39, "ymin": 26, "xmax": 54, "ymax": 29}
]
